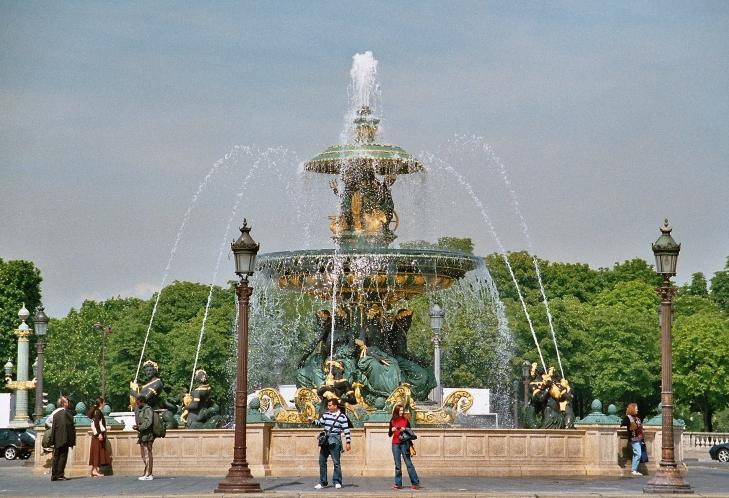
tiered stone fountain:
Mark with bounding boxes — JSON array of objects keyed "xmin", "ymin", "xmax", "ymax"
[{"xmin": 255, "ymin": 105, "xmax": 477, "ymax": 425}]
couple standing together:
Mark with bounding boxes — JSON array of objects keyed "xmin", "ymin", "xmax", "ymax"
[{"xmin": 309, "ymin": 400, "xmax": 420, "ymax": 490}]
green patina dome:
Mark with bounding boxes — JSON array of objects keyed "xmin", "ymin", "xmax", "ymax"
[{"xmin": 304, "ymin": 106, "xmax": 423, "ymax": 175}]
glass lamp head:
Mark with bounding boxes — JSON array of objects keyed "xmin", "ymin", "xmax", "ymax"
[
  {"xmin": 652, "ymin": 219, "xmax": 680, "ymax": 276},
  {"xmin": 34, "ymin": 306, "xmax": 49, "ymax": 336}
]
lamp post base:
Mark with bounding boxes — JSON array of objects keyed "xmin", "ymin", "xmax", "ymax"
[
  {"xmin": 214, "ymin": 464, "xmax": 262, "ymax": 494},
  {"xmin": 643, "ymin": 463, "xmax": 693, "ymax": 494}
]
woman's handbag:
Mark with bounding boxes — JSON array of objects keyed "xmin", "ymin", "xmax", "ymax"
[
  {"xmin": 399, "ymin": 427, "xmax": 417, "ymax": 443},
  {"xmin": 640, "ymin": 441, "xmax": 649, "ymax": 463}
]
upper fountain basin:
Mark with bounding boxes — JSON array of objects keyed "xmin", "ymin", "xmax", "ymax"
[{"xmin": 304, "ymin": 143, "xmax": 424, "ymax": 175}]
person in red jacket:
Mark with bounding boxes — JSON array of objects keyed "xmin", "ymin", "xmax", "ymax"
[{"xmin": 388, "ymin": 404, "xmax": 420, "ymax": 490}]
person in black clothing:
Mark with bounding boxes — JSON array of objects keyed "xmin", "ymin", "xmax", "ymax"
[
  {"xmin": 620, "ymin": 402, "xmax": 645, "ymax": 476},
  {"xmin": 50, "ymin": 395, "xmax": 76, "ymax": 481}
]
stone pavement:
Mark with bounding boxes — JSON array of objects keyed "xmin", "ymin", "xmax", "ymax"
[{"xmin": 1, "ymin": 459, "xmax": 727, "ymax": 497}]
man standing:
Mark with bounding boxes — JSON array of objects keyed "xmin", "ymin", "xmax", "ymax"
[
  {"xmin": 50, "ymin": 395, "xmax": 76, "ymax": 481},
  {"xmin": 308, "ymin": 399, "xmax": 351, "ymax": 490},
  {"xmin": 133, "ymin": 394, "xmax": 155, "ymax": 480}
]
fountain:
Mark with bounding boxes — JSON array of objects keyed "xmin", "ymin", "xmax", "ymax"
[
  {"xmin": 254, "ymin": 100, "xmax": 478, "ymax": 424},
  {"xmin": 33, "ymin": 53, "xmax": 681, "ymax": 479}
]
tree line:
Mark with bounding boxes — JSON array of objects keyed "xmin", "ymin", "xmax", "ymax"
[{"xmin": 1, "ymin": 251, "xmax": 728, "ymax": 431}]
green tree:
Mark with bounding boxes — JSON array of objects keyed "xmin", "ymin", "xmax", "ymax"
[
  {"xmin": 685, "ymin": 272, "xmax": 709, "ymax": 296},
  {"xmin": 588, "ymin": 301, "xmax": 660, "ymax": 411},
  {"xmin": 673, "ymin": 304, "xmax": 729, "ymax": 431},
  {"xmin": 0, "ymin": 259, "xmax": 42, "ymax": 362},
  {"xmin": 599, "ymin": 258, "xmax": 661, "ymax": 289},
  {"xmin": 711, "ymin": 257, "xmax": 729, "ymax": 312}
]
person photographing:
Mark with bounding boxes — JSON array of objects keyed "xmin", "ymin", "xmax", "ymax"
[{"xmin": 307, "ymin": 398, "xmax": 351, "ymax": 490}]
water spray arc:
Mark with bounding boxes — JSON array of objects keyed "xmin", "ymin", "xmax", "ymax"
[
  {"xmin": 134, "ymin": 145, "xmax": 252, "ymax": 383},
  {"xmin": 456, "ymin": 135, "xmax": 563, "ymax": 377},
  {"xmin": 422, "ymin": 151, "xmax": 546, "ymax": 372}
]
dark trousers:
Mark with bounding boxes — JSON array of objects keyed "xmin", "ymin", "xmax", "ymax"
[
  {"xmin": 392, "ymin": 442, "xmax": 419, "ymax": 487},
  {"xmin": 51, "ymin": 445, "xmax": 70, "ymax": 479},
  {"xmin": 318, "ymin": 436, "xmax": 342, "ymax": 485}
]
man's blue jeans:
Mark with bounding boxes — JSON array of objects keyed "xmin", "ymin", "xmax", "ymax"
[
  {"xmin": 630, "ymin": 440, "xmax": 642, "ymax": 472},
  {"xmin": 319, "ymin": 436, "xmax": 342, "ymax": 486},
  {"xmin": 392, "ymin": 442, "xmax": 419, "ymax": 487}
]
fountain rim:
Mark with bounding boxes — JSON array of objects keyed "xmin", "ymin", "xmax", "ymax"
[
  {"xmin": 304, "ymin": 143, "xmax": 424, "ymax": 175},
  {"xmin": 257, "ymin": 247, "xmax": 479, "ymax": 262}
]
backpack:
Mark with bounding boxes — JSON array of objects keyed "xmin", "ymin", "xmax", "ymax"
[
  {"xmin": 152, "ymin": 410, "xmax": 167, "ymax": 438},
  {"xmin": 42, "ymin": 428, "xmax": 54, "ymax": 449}
]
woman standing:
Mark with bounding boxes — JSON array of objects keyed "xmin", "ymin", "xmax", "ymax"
[
  {"xmin": 88, "ymin": 397, "xmax": 110, "ymax": 477},
  {"xmin": 621, "ymin": 402, "xmax": 645, "ymax": 476},
  {"xmin": 388, "ymin": 404, "xmax": 420, "ymax": 490}
]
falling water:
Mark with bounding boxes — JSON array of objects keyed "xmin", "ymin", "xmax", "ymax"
[
  {"xmin": 449, "ymin": 135, "xmax": 563, "ymax": 377},
  {"xmin": 422, "ymin": 151, "xmax": 547, "ymax": 371},
  {"xmin": 134, "ymin": 145, "xmax": 251, "ymax": 382},
  {"xmin": 189, "ymin": 150, "xmax": 270, "ymax": 391}
]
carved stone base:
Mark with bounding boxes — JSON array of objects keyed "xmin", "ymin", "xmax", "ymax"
[{"xmin": 644, "ymin": 463, "xmax": 693, "ymax": 494}]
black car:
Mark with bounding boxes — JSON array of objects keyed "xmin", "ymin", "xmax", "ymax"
[
  {"xmin": 709, "ymin": 441, "xmax": 729, "ymax": 463},
  {"xmin": 0, "ymin": 427, "xmax": 35, "ymax": 460}
]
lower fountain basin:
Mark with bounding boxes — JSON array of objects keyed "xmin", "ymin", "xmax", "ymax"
[{"xmin": 257, "ymin": 248, "xmax": 478, "ymax": 305}]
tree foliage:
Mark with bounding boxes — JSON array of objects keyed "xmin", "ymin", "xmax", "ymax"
[
  {"xmin": 673, "ymin": 302, "xmax": 729, "ymax": 431},
  {"xmin": 0, "ymin": 259, "xmax": 42, "ymax": 363},
  {"xmin": 711, "ymin": 257, "xmax": 729, "ymax": 312},
  {"xmin": 44, "ymin": 281, "xmax": 236, "ymax": 413}
]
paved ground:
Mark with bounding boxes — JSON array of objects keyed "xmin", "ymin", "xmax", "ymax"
[{"xmin": 1, "ymin": 459, "xmax": 727, "ymax": 497}]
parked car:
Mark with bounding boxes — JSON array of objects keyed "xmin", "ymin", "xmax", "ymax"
[
  {"xmin": 709, "ymin": 442, "xmax": 729, "ymax": 463},
  {"xmin": 0, "ymin": 427, "xmax": 35, "ymax": 460}
]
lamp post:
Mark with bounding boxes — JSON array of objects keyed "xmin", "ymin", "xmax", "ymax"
[
  {"xmin": 94, "ymin": 322, "xmax": 112, "ymax": 399},
  {"xmin": 429, "ymin": 303, "xmax": 445, "ymax": 405},
  {"xmin": 33, "ymin": 307, "xmax": 48, "ymax": 423},
  {"xmin": 7, "ymin": 304, "xmax": 35, "ymax": 427},
  {"xmin": 644, "ymin": 219, "xmax": 692, "ymax": 494},
  {"xmin": 522, "ymin": 360, "xmax": 531, "ymax": 427},
  {"xmin": 215, "ymin": 219, "xmax": 262, "ymax": 494}
]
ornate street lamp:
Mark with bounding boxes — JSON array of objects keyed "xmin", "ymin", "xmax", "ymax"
[
  {"xmin": 644, "ymin": 219, "xmax": 692, "ymax": 494},
  {"xmin": 94, "ymin": 322, "xmax": 112, "ymax": 399},
  {"xmin": 215, "ymin": 219, "xmax": 262, "ymax": 494},
  {"xmin": 429, "ymin": 303, "xmax": 445, "ymax": 405},
  {"xmin": 34, "ymin": 306, "xmax": 48, "ymax": 423}
]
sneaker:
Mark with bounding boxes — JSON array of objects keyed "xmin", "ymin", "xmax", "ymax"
[
  {"xmin": 138, "ymin": 476, "xmax": 147, "ymax": 481},
  {"xmin": 411, "ymin": 484, "xmax": 421, "ymax": 490},
  {"xmin": 392, "ymin": 485, "xmax": 402, "ymax": 489},
  {"xmin": 631, "ymin": 470, "xmax": 643, "ymax": 476},
  {"xmin": 314, "ymin": 483, "xmax": 325, "ymax": 489},
  {"xmin": 335, "ymin": 483, "xmax": 342, "ymax": 489}
]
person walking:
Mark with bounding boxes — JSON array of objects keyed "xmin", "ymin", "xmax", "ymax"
[
  {"xmin": 133, "ymin": 394, "xmax": 155, "ymax": 480},
  {"xmin": 308, "ymin": 398, "xmax": 351, "ymax": 490},
  {"xmin": 388, "ymin": 403, "xmax": 420, "ymax": 490},
  {"xmin": 87, "ymin": 397, "xmax": 110, "ymax": 477},
  {"xmin": 49, "ymin": 395, "xmax": 76, "ymax": 481},
  {"xmin": 621, "ymin": 402, "xmax": 645, "ymax": 476}
]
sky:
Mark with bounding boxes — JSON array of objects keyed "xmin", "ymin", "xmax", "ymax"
[{"xmin": 1, "ymin": 1, "xmax": 728, "ymax": 318}]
